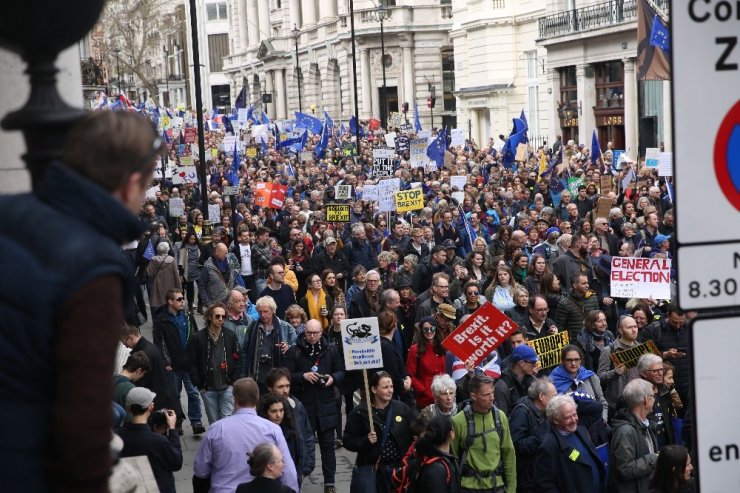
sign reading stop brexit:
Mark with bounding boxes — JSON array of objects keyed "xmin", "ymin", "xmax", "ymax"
[
  {"xmin": 673, "ymin": 5, "xmax": 740, "ymax": 311},
  {"xmin": 442, "ymin": 302, "xmax": 518, "ymax": 368}
]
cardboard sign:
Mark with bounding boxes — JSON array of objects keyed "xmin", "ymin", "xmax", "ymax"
[
  {"xmin": 340, "ymin": 317, "xmax": 383, "ymax": 370},
  {"xmin": 208, "ymin": 204, "xmax": 221, "ymax": 224},
  {"xmin": 325, "ymin": 204, "xmax": 351, "ymax": 222},
  {"xmin": 450, "ymin": 175, "xmax": 467, "ymax": 192},
  {"xmin": 171, "ymin": 165, "xmax": 198, "ymax": 184},
  {"xmin": 645, "ymin": 147, "xmax": 660, "ymax": 168},
  {"xmin": 609, "ymin": 340, "xmax": 662, "ymax": 369},
  {"xmin": 441, "ymin": 303, "xmax": 518, "ymax": 368},
  {"xmin": 223, "ymin": 135, "xmax": 236, "ymax": 153},
  {"xmin": 179, "ymin": 155, "xmax": 194, "ymax": 166},
  {"xmin": 385, "ymin": 132, "xmax": 396, "ymax": 148},
  {"xmin": 299, "ymin": 151, "xmax": 314, "ymax": 164},
  {"xmin": 600, "ymin": 175, "xmax": 613, "ymax": 193},
  {"xmin": 372, "ymin": 148, "xmax": 395, "ymax": 178},
  {"xmin": 528, "ymin": 332, "xmax": 570, "ymax": 369},
  {"xmin": 335, "ymin": 185, "xmax": 352, "ymax": 200},
  {"xmin": 658, "ymin": 152, "xmax": 673, "ymax": 177},
  {"xmin": 362, "ymin": 184, "xmax": 378, "ymax": 202},
  {"xmin": 253, "ymin": 182, "xmax": 288, "ymax": 209},
  {"xmin": 169, "ymin": 198, "xmax": 185, "ymax": 217},
  {"xmin": 377, "ymin": 178, "xmax": 400, "ymax": 212},
  {"xmin": 246, "ymin": 146, "xmax": 258, "ymax": 158},
  {"xmin": 610, "ymin": 257, "xmax": 672, "ymax": 299},
  {"xmin": 237, "ymin": 108, "xmax": 248, "ymax": 123},
  {"xmin": 515, "ymin": 143, "xmax": 528, "ymax": 162},
  {"xmin": 222, "ymin": 186, "xmax": 240, "ymax": 196},
  {"xmin": 593, "ymin": 196, "xmax": 613, "ymax": 219},
  {"xmin": 395, "ymin": 189, "xmax": 424, "ymax": 213},
  {"xmin": 409, "ymin": 138, "xmax": 429, "ymax": 168},
  {"xmin": 183, "ymin": 127, "xmax": 196, "ymax": 144}
]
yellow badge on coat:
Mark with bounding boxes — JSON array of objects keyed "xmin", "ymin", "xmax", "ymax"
[
  {"xmin": 395, "ymin": 416, "xmax": 403, "ymax": 422},
  {"xmin": 569, "ymin": 449, "xmax": 580, "ymax": 461}
]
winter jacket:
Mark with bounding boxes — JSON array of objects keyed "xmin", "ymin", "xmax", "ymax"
[
  {"xmin": 534, "ymin": 424, "xmax": 607, "ymax": 493},
  {"xmin": 406, "ymin": 344, "xmax": 447, "ymax": 409},
  {"xmin": 185, "ymin": 328, "xmax": 241, "ymax": 390},
  {"xmin": 343, "ymin": 400, "xmax": 416, "ymax": 467},
  {"xmin": 343, "ymin": 238, "xmax": 378, "ymax": 272},
  {"xmin": 556, "ymin": 290, "xmax": 600, "ymax": 342},
  {"xmin": 287, "ymin": 395, "xmax": 316, "ymax": 477},
  {"xmin": 597, "ymin": 339, "xmax": 641, "ymax": 410},
  {"xmin": 493, "ymin": 368, "xmax": 534, "ymax": 416},
  {"xmin": 576, "ymin": 327, "xmax": 616, "ymax": 372},
  {"xmin": 609, "ymin": 409, "xmax": 659, "ymax": 493},
  {"xmin": 640, "ymin": 319, "xmax": 691, "ymax": 404},
  {"xmin": 309, "ymin": 249, "xmax": 350, "ymax": 281},
  {"xmin": 551, "ymin": 250, "xmax": 593, "ymax": 295},
  {"xmin": 146, "ymin": 254, "xmax": 182, "ymax": 308},
  {"xmin": 240, "ymin": 315, "xmax": 296, "ymax": 380},
  {"xmin": 414, "ymin": 437, "xmax": 461, "ymax": 493},
  {"xmin": 153, "ymin": 305, "xmax": 199, "ymax": 370},
  {"xmin": 198, "ymin": 255, "xmax": 241, "ymax": 307},
  {"xmin": 509, "ymin": 396, "xmax": 549, "ymax": 491}
]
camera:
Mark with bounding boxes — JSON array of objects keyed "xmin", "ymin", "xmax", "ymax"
[
  {"xmin": 258, "ymin": 354, "xmax": 272, "ymax": 364},
  {"xmin": 317, "ymin": 374, "xmax": 330, "ymax": 387}
]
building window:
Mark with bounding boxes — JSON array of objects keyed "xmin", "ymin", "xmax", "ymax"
[
  {"xmin": 525, "ymin": 51, "xmax": 539, "ymax": 136},
  {"xmin": 558, "ymin": 66, "xmax": 578, "ymax": 139},
  {"xmin": 208, "ymin": 33, "xmax": 229, "ymax": 72},
  {"xmin": 211, "ymin": 84, "xmax": 231, "ymax": 109},
  {"xmin": 206, "ymin": 2, "xmax": 228, "ymax": 21},
  {"xmin": 442, "ymin": 49, "xmax": 456, "ymax": 112},
  {"xmin": 594, "ymin": 61, "xmax": 624, "ymax": 108}
]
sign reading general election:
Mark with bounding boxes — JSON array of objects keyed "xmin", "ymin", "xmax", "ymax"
[
  {"xmin": 610, "ymin": 257, "xmax": 671, "ymax": 300},
  {"xmin": 340, "ymin": 317, "xmax": 383, "ymax": 370},
  {"xmin": 442, "ymin": 303, "xmax": 518, "ymax": 368}
]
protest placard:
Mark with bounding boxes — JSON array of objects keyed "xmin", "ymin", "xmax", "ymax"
[
  {"xmin": 450, "ymin": 128, "xmax": 465, "ymax": 148},
  {"xmin": 237, "ymin": 108, "xmax": 248, "ymax": 123},
  {"xmin": 515, "ymin": 143, "xmax": 528, "ymax": 162},
  {"xmin": 145, "ymin": 185, "xmax": 159, "ymax": 203},
  {"xmin": 451, "ymin": 191, "xmax": 465, "ymax": 205},
  {"xmin": 208, "ymin": 204, "xmax": 221, "ymax": 224},
  {"xmin": 385, "ymin": 132, "xmax": 396, "ymax": 148},
  {"xmin": 179, "ymin": 155, "xmax": 194, "ymax": 166},
  {"xmin": 610, "ymin": 257, "xmax": 672, "ymax": 299},
  {"xmin": 251, "ymin": 124, "xmax": 269, "ymax": 141},
  {"xmin": 645, "ymin": 148, "xmax": 660, "ymax": 168},
  {"xmin": 335, "ymin": 185, "xmax": 352, "ymax": 200},
  {"xmin": 183, "ymin": 127, "xmax": 196, "ymax": 144},
  {"xmin": 567, "ymin": 177, "xmax": 584, "ymax": 196},
  {"xmin": 593, "ymin": 196, "xmax": 612, "ymax": 219},
  {"xmin": 418, "ymin": 130, "xmax": 431, "ymax": 140},
  {"xmin": 169, "ymin": 198, "xmax": 185, "ymax": 217},
  {"xmin": 342, "ymin": 142, "xmax": 357, "ymax": 156},
  {"xmin": 299, "ymin": 151, "xmax": 314, "ymax": 163},
  {"xmin": 441, "ymin": 303, "xmax": 518, "ymax": 368},
  {"xmin": 395, "ymin": 189, "xmax": 424, "ymax": 213},
  {"xmin": 450, "ymin": 175, "xmax": 467, "ymax": 192},
  {"xmin": 387, "ymin": 112, "xmax": 402, "ymax": 129},
  {"xmin": 340, "ymin": 317, "xmax": 383, "ymax": 371},
  {"xmin": 325, "ymin": 204, "xmax": 351, "ymax": 222},
  {"xmin": 253, "ymin": 182, "xmax": 288, "ymax": 209},
  {"xmin": 246, "ymin": 146, "xmax": 258, "ymax": 159},
  {"xmin": 529, "ymin": 332, "xmax": 570, "ymax": 369},
  {"xmin": 223, "ymin": 135, "xmax": 236, "ymax": 153},
  {"xmin": 399, "ymin": 123, "xmax": 412, "ymax": 133},
  {"xmin": 600, "ymin": 175, "xmax": 613, "ymax": 193},
  {"xmin": 222, "ymin": 186, "xmax": 240, "ymax": 196},
  {"xmin": 378, "ymin": 178, "xmax": 400, "ymax": 212},
  {"xmin": 410, "ymin": 138, "xmax": 429, "ymax": 168},
  {"xmin": 362, "ymin": 184, "xmax": 378, "ymax": 202},
  {"xmin": 372, "ymin": 148, "xmax": 395, "ymax": 178},
  {"xmin": 658, "ymin": 152, "xmax": 673, "ymax": 176},
  {"xmin": 171, "ymin": 165, "xmax": 198, "ymax": 184},
  {"xmin": 609, "ymin": 340, "xmax": 662, "ymax": 369},
  {"xmin": 395, "ymin": 136, "xmax": 410, "ymax": 155}
]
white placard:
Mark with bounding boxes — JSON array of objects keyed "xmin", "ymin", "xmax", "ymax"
[
  {"xmin": 237, "ymin": 108, "xmax": 248, "ymax": 123},
  {"xmin": 645, "ymin": 147, "xmax": 659, "ymax": 168},
  {"xmin": 362, "ymin": 184, "xmax": 378, "ymax": 202},
  {"xmin": 450, "ymin": 175, "xmax": 467, "ymax": 191},
  {"xmin": 223, "ymin": 136, "xmax": 236, "ymax": 154},
  {"xmin": 171, "ymin": 166, "xmax": 199, "ymax": 184},
  {"xmin": 169, "ymin": 198, "xmax": 185, "ymax": 217},
  {"xmin": 451, "ymin": 191, "xmax": 465, "ymax": 205},
  {"xmin": 145, "ymin": 185, "xmax": 160, "ymax": 202},
  {"xmin": 450, "ymin": 128, "xmax": 465, "ymax": 148},
  {"xmin": 610, "ymin": 257, "xmax": 671, "ymax": 300},
  {"xmin": 251, "ymin": 124, "xmax": 270, "ymax": 141},
  {"xmin": 208, "ymin": 204, "xmax": 221, "ymax": 224},
  {"xmin": 377, "ymin": 178, "xmax": 401, "ymax": 212},
  {"xmin": 410, "ymin": 138, "xmax": 430, "ymax": 168},
  {"xmin": 385, "ymin": 132, "xmax": 396, "ymax": 148},
  {"xmin": 340, "ymin": 317, "xmax": 383, "ymax": 370},
  {"xmin": 657, "ymin": 152, "xmax": 673, "ymax": 176},
  {"xmin": 410, "ymin": 182, "xmax": 422, "ymax": 189},
  {"xmin": 372, "ymin": 148, "xmax": 395, "ymax": 178},
  {"xmin": 418, "ymin": 130, "xmax": 432, "ymax": 140},
  {"xmin": 335, "ymin": 184, "xmax": 352, "ymax": 200}
]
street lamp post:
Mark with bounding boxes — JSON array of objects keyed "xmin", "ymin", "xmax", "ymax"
[
  {"xmin": 292, "ymin": 25, "xmax": 302, "ymax": 113},
  {"xmin": 349, "ymin": 0, "xmax": 360, "ymax": 145},
  {"xmin": 377, "ymin": 2, "xmax": 388, "ymax": 130},
  {"xmin": 114, "ymin": 48, "xmax": 122, "ymax": 96},
  {"xmin": 163, "ymin": 45, "xmax": 169, "ymax": 106}
]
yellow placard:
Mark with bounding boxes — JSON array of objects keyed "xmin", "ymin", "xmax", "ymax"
[
  {"xmin": 609, "ymin": 340, "xmax": 662, "ymax": 369},
  {"xmin": 325, "ymin": 204, "xmax": 351, "ymax": 223},
  {"xmin": 528, "ymin": 331, "xmax": 570, "ymax": 369},
  {"xmin": 211, "ymin": 148, "xmax": 219, "ymax": 157},
  {"xmin": 395, "ymin": 189, "xmax": 424, "ymax": 213},
  {"xmin": 246, "ymin": 146, "xmax": 258, "ymax": 158}
]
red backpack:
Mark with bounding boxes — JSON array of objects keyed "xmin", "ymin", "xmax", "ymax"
[{"xmin": 391, "ymin": 444, "xmax": 452, "ymax": 493}]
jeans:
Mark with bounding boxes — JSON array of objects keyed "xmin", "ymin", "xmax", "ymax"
[
  {"xmin": 184, "ymin": 280, "xmax": 196, "ymax": 310},
  {"xmin": 309, "ymin": 413, "xmax": 336, "ymax": 485},
  {"xmin": 169, "ymin": 370, "xmax": 202, "ymax": 425},
  {"xmin": 202, "ymin": 386, "xmax": 234, "ymax": 424}
]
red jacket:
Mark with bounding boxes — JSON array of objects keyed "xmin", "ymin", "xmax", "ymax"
[{"xmin": 406, "ymin": 343, "xmax": 446, "ymax": 408}]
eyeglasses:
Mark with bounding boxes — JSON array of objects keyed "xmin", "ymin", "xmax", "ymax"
[
  {"xmin": 422, "ymin": 326, "xmax": 436, "ymax": 333},
  {"xmin": 467, "ymin": 291, "xmax": 479, "ymax": 296},
  {"xmin": 645, "ymin": 368, "xmax": 665, "ymax": 374},
  {"xmin": 564, "ymin": 357, "xmax": 581, "ymax": 363},
  {"xmin": 213, "ymin": 314, "xmax": 226, "ymax": 320},
  {"xmin": 311, "ymin": 279, "xmax": 322, "ymax": 284},
  {"xmin": 305, "ymin": 331, "xmax": 322, "ymax": 336},
  {"xmin": 367, "ymin": 279, "xmax": 380, "ymax": 283},
  {"xmin": 174, "ymin": 297, "xmax": 185, "ymax": 302}
]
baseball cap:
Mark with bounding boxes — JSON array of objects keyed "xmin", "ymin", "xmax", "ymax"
[
  {"xmin": 437, "ymin": 303, "xmax": 457, "ymax": 320},
  {"xmin": 325, "ymin": 237, "xmax": 337, "ymax": 246},
  {"xmin": 441, "ymin": 239, "xmax": 456, "ymax": 249},
  {"xmin": 126, "ymin": 387, "xmax": 156, "ymax": 409},
  {"xmin": 655, "ymin": 234, "xmax": 671, "ymax": 245},
  {"xmin": 511, "ymin": 345, "xmax": 539, "ymax": 363}
]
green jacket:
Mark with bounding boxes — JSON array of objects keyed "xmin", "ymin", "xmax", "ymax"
[{"xmin": 451, "ymin": 406, "xmax": 517, "ymax": 491}]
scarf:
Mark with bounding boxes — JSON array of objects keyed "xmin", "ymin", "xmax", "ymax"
[
  {"xmin": 365, "ymin": 287, "xmax": 381, "ymax": 315},
  {"xmin": 305, "ymin": 339, "xmax": 323, "ymax": 361},
  {"xmin": 399, "ymin": 295, "xmax": 416, "ymax": 318},
  {"xmin": 550, "ymin": 364, "xmax": 596, "ymax": 395},
  {"xmin": 307, "ymin": 288, "xmax": 328, "ymax": 329}
]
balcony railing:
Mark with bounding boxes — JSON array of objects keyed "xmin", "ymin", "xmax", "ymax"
[{"xmin": 538, "ymin": 0, "xmax": 638, "ymax": 40}]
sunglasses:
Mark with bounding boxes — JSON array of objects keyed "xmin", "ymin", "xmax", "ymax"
[
  {"xmin": 174, "ymin": 297, "xmax": 185, "ymax": 302},
  {"xmin": 213, "ymin": 314, "xmax": 226, "ymax": 320},
  {"xmin": 422, "ymin": 326, "xmax": 436, "ymax": 333}
]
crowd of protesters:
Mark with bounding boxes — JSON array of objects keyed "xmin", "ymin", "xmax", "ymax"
[{"xmin": 101, "ymin": 105, "xmax": 695, "ymax": 493}]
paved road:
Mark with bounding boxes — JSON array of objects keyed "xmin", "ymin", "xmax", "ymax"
[{"xmin": 135, "ymin": 311, "xmax": 356, "ymax": 493}]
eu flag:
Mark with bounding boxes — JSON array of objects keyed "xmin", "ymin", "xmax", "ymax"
[
  {"xmin": 314, "ymin": 119, "xmax": 329, "ymax": 158},
  {"xmin": 261, "ymin": 112, "xmax": 271, "ymax": 125},
  {"xmin": 295, "ymin": 111, "xmax": 323, "ymax": 134},
  {"xmin": 519, "ymin": 109, "xmax": 529, "ymax": 143},
  {"xmin": 414, "ymin": 102, "xmax": 422, "ymax": 132},
  {"xmin": 502, "ymin": 118, "xmax": 527, "ymax": 168},
  {"xmin": 349, "ymin": 115, "xmax": 363, "ymax": 137},
  {"xmin": 234, "ymin": 86, "xmax": 247, "ymax": 109},
  {"xmin": 649, "ymin": 14, "xmax": 670, "ymax": 52},
  {"xmin": 324, "ymin": 111, "xmax": 334, "ymax": 137},
  {"xmin": 426, "ymin": 128, "xmax": 448, "ymax": 169},
  {"xmin": 591, "ymin": 129, "xmax": 602, "ymax": 165},
  {"xmin": 227, "ymin": 140, "xmax": 240, "ymax": 186}
]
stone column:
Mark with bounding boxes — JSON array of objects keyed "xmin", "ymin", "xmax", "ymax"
[
  {"xmin": 290, "ymin": 0, "xmax": 303, "ymax": 29},
  {"xmin": 623, "ymin": 58, "xmax": 638, "ymax": 157},
  {"xmin": 576, "ymin": 63, "xmax": 596, "ymax": 145},
  {"xmin": 546, "ymin": 67, "xmax": 559, "ymax": 143},
  {"xmin": 402, "ymin": 45, "xmax": 414, "ymax": 108},
  {"xmin": 470, "ymin": 108, "xmax": 480, "ymax": 146},
  {"xmin": 238, "ymin": 0, "xmax": 249, "ymax": 50},
  {"xmin": 302, "ymin": 0, "xmax": 317, "ymax": 28},
  {"xmin": 265, "ymin": 70, "xmax": 276, "ymax": 119},
  {"xmin": 275, "ymin": 68, "xmax": 287, "ymax": 119},
  {"xmin": 662, "ymin": 80, "xmax": 672, "ymax": 151},
  {"xmin": 319, "ymin": 0, "xmax": 337, "ymax": 22},
  {"xmin": 258, "ymin": 0, "xmax": 271, "ymax": 42},
  {"xmin": 360, "ymin": 47, "xmax": 372, "ymax": 119},
  {"xmin": 248, "ymin": 0, "xmax": 259, "ymax": 47}
]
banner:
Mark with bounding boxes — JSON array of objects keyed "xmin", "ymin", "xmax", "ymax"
[
  {"xmin": 528, "ymin": 332, "xmax": 570, "ymax": 369},
  {"xmin": 377, "ymin": 178, "xmax": 400, "ymax": 213},
  {"xmin": 450, "ymin": 128, "xmax": 465, "ymax": 148},
  {"xmin": 362, "ymin": 184, "xmax": 378, "ymax": 202},
  {"xmin": 183, "ymin": 127, "xmax": 196, "ymax": 144},
  {"xmin": 395, "ymin": 135, "xmax": 410, "ymax": 155},
  {"xmin": 169, "ymin": 198, "xmax": 185, "ymax": 217},
  {"xmin": 395, "ymin": 189, "xmax": 424, "ymax": 213},
  {"xmin": 171, "ymin": 165, "xmax": 198, "ymax": 184},
  {"xmin": 610, "ymin": 257, "xmax": 672, "ymax": 299},
  {"xmin": 410, "ymin": 138, "xmax": 430, "ymax": 168},
  {"xmin": 253, "ymin": 182, "xmax": 288, "ymax": 209},
  {"xmin": 335, "ymin": 185, "xmax": 352, "ymax": 200},
  {"xmin": 340, "ymin": 317, "xmax": 383, "ymax": 370},
  {"xmin": 442, "ymin": 303, "xmax": 518, "ymax": 368},
  {"xmin": 645, "ymin": 147, "xmax": 660, "ymax": 168},
  {"xmin": 325, "ymin": 204, "xmax": 351, "ymax": 222},
  {"xmin": 372, "ymin": 148, "xmax": 395, "ymax": 178},
  {"xmin": 342, "ymin": 142, "xmax": 357, "ymax": 156},
  {"xmin": 208, "ymin": 204, "xmax": 221, "ymax": 224},
  {"xmin": 609, "ymin": 340, "xmax": 662, "ymax": 369}
]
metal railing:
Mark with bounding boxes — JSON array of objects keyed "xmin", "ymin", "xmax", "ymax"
[{"xmin": 538, "ymin": 0, "xmax": 638, "ymax": 39}]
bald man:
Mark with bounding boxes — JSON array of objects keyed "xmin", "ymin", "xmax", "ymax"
[{"xmin": 199, "ymin": 242, "xmax": 241, "ymax": 307}]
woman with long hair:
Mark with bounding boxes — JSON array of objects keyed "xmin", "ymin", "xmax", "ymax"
[
  {"xmin": 490, "ymin": 225, "xmax": 512, "ymax": 258},
  {"xmin": 524, "ymin": 253, "xmax": 550, "ymax": 295},
  {"xmin": 288, "ymin": 239, "xmax": 309, "ymax": 294},
  {"xmin": 464, "ymin": 251, "xmax": 489, "ymax": 289},
  {"xmin": 648, "ymin": 445, "xmax": 695, "ymax": 493},
  {"xmin": 284, "ymin": 304, "xmax": 308, "ymax": 338},
  {"xmin": 256, "ymin": 394, "xmax": 305, "ymax": 485},
  {"xmin": 511, "ymin": 251, "xmax": 529, "ymax": 285},
  {"xmin": 377, "ymin": 251, "xmax": 397, "ymax": 290},
  {"xmin": 485, "ymin": 265, "xmax": 518, "ymax": 312},
  {"xmin": 321, "ymin": 269, "xmax": 345, "ymax": 307},
  {"xmin": 406, "ymin": 317, "xmax": 447, "ymax": 409},
  {"xmin": 298, "ymin": 273, "xmax": 333, "ymax": 330},
  {"xmin": 576, "ymin": 309, "xmax": 615, "ymax": 371},
  {"xmin": 539, "ymin": 272, "xmax": 563, "ymax": 311},
  {"xmin": 413, "ymin": 415, "xmax": 460, "ymax": 493},
  {"xmin": 504, "ymin": 285, "xmax": 530, "ymax": 329}
]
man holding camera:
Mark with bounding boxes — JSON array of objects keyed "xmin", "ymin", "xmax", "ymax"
[
  {"xmin": 117, "ymin": 388, "xmax": 183, "ymax": 493},
  {"xmin": 286, "ymin": 319, "xmax": 345, "ymax": 493}
]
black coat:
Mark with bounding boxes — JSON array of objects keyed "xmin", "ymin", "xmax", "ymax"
[
  {"xmin": 117, "ymin": 424, "xmax": 183, "ymax": 493},
  {"xmin": 131, "ymin": 337, "xmax": 180, "ymax": 412},
  {"xmin": 348, "ymin": 288, "xmax": 381, "ymax": 319},
  {"xmin": 415, "ymin": 437, "xmax": 461, "ymax": 493},
  {"xmin": 285, "ymin": 335, "xmax": 345, "ymax": 432},
  {"xmin": 185, "ymin": 327, "xmax": 240, "ymax": 390},
  {"xmin": 310, "ymin": 249, "xmax": 350, "ymax": 282},
  {"xmin": 343, "ymin": 400, "xmax": 416, "ymax": 467},
  {"xmin": 509, "ymin": 396, "xmax": 549, "ymax": 490},
  {"xmin": 534, "ymin": 424, "xmax": 607, "ymax": 493},
  {"xmin": 152, "ymin": 305, "xmax": 199, "ymax": 371},
  {"xmin": 235, "ymin": 476, "xmax": 295, "ymax": 493}
]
